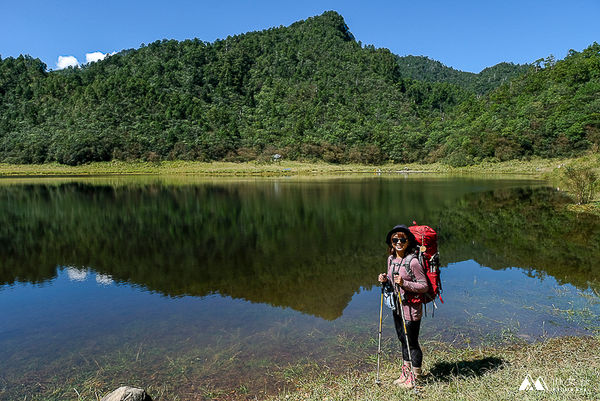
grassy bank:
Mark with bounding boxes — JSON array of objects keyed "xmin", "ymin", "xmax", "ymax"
[
  {"xmin": 3, "ymin": 156, "xmax": 599, "ymax": 215},
  {"xmin": 8, "ymin": 335, "xmax": 600, "ymax": 400},
  {"xmin": 0, "ymin": 157, "xmax": 586, "ymax": 177},
  {"xmin": 271, "ymin": 336, "xmax": 600, "ymax": 401}
]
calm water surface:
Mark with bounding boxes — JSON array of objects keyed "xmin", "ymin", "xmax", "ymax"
[{"xmin": 1, "ymin": 175, "xmax": 599, "ymax": 400}]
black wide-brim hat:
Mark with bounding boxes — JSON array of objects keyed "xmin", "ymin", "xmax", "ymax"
[{"xmin": 385, "ymin": 224, "xmax": 416, "ymax": 246}]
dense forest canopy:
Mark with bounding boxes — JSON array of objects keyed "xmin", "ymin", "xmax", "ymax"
[
  {"xmin": 395, "ymin": 55, "xmax": 531, "ymax": 95},
  {"xmin": 0, "ymin": 11, "xmax": 598, "ymax": 165}
]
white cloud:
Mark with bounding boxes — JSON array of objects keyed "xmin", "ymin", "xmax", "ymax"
[
  {"xmin": 57, "ymin": 55, "xmax": 79, "ymax": 69},
  {"xmin": 85, "ymin": 51, "xmax": 108, "ymax": 64}
]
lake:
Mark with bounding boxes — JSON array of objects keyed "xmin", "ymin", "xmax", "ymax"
[{"xmin": 1, "ymin": 175, "xmax": 599, "ymax": 400}]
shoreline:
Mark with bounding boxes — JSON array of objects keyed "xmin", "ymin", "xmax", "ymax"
[
  {"xmin": 269, "ymin": 335, "xmax": 600, "ymax": 401},
  {"xmin": 0, "ymin": 157, "xmax": 577, "ymax": 178},
  {"xmin": 2, "ymin": 156, "xmax": 599, "ymax": 216},
  {"xmin": 2, "ymin": 160, "xmax": 599, "ymax": 399},
  {"xmin": 9, "ymin": 333, "xmax": 597, "ymax": 400}
]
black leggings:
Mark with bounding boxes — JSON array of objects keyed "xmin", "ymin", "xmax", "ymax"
[{"xmin": 393, "ymin": 313, "xmax": 422, "ymax": 368}]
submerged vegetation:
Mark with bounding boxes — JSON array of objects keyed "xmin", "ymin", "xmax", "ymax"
[
  {"xmin": 1, "ymin": 11, "xmax": 599, "ymax": 166},
  {"xmin": 2, "ymin": 177, "xmax": 599, "ymax": 400},
  {"xmin": 5, "ymin": 327, "xmax": 600, "ymax": 400}
]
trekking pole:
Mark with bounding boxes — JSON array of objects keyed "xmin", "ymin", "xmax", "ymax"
[
  {"xmin": 394, "ymin": 273, "xmax": 419, "ymax": 395},
  {"xmin": 375, "ymin": 282, "xmax": 384, "ymax": 385}
]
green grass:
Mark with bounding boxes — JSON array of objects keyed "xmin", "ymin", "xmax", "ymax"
[
  {"xmin": 4, "ymin": 156, "xmax": 599, "ymax": 214},
  {"xmin": 269, "ymin": 336, "xmax": 600, "ymax": 401},
  {"xmin": 54, "ymin": 334, "xmax": 600, "ymax": 400},
  {"xmin": 565, "ymin": 202, "xmax": 600, "ymax": 217},
  {"xmin": 0, "ymin": 160, "xmax": 394, "ymax": 177},
  {"xmin": 0, "ymin": 156, "xmax": 589, "ymax": 177}
]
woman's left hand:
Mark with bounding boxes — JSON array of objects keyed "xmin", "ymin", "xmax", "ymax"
[{"xmin": 393, "ymin": 274, "xmax": 403, "ymax": 286}]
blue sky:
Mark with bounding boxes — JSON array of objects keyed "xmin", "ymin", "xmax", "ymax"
[{"xmin": 1, "ymin": 0, "xmax": 599, "ymax": 73}]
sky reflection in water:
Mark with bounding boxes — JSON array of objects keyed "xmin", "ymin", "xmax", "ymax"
[{"xmin": 1, "ymin": 176, "xmax": 599, "ymax": 399}]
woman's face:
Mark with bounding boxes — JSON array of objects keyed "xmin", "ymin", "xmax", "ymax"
[{"xmin": 391, "ymin": 232, "xmax": 409, "ymax": 255}]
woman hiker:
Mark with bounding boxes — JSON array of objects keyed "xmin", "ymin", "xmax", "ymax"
[{"xmin": 378, "ymin": 224, "xmax": 429, "ymax": 388}]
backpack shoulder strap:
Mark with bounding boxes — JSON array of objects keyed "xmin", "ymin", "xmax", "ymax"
[
  {"xmin": 402, "ymin": 253, "xmax": 428, "ymax": 282},
  {"xmin": 402, "ymin": 254, "xmax": 417, "ymax": 281}
]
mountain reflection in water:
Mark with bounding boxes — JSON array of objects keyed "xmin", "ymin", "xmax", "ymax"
[{"xmin": 1, "ymin": 177, "xmax": 599, "ymax": 320}]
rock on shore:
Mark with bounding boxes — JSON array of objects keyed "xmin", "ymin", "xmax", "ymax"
[{"xmin": 100, "ymin": 386, "xmax": 152, "ymax": 401}]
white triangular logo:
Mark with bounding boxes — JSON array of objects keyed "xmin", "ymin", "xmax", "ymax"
[
  {"xmin": 519, "ymin": 375, "xmax": 547, "ymax": 391},
  {"xmin": 534, "ymin": 377, "xmax": 548, "ymax": 391},
  {"xmin": 519, "ymin": 375, "xmax": 533, "ymax": 391}
]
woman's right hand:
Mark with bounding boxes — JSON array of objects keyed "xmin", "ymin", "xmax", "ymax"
[{"xmin": 378, "ymin": 273, "xmax": 387, "ymax": 283}]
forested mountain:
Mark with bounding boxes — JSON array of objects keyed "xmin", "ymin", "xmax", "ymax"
[
  {"xmin": 432, "ymin": 46, "xmax": 600, "ymax": 166},
  {"xmin": 0, "ymin": 11, "xmax": 599, "ymax": 165},
  {"xmin": 395, "ymin": 55, "xmax": 530, "ymax": 94}
]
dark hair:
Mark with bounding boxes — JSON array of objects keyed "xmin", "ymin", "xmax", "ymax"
[{"xmin": 386, "ymin": 225, "xmax": 418, "ymax": 257}]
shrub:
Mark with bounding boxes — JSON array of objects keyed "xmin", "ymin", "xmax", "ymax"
[
  {"xmin": 223, "ymin": 146, "xmax": 259, "ymax": 162},
  {"xmin": 168, "ymin": 142, "xmax": 196, "ymax": 161},
  {"xmin": 561, "ymin": 164, "xmax": 599, "ymax": 204},
  {"xmin": 347, "ymin": 144, "xmax": 385, "ymax": 164},
  {"xmin": 145, "ymin": 151, "xmax": 161, "ymax": 165},
  {"xmin": 442, "ymin": 149, "xmax": 474, "ymax": 167},
  {"xmin": 321, "ymin": 143, "xmax": 345, "ymax": 164}
]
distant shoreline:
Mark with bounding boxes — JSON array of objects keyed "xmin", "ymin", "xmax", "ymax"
[{"xmin": 0, "ymin": 157, "xmax": 575, "ymax": 178}]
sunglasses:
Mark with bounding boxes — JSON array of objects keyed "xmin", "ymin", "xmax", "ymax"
[{"xmin": 391, "ymin": 237, "xmax": 407, "ymax": 244}]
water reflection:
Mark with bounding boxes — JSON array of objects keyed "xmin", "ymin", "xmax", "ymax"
[
  {"xmin": 65, "ymin": 266, "xmax": 88, "ymax": 282},
  {"xmin": 1, "ymin": 176, "xmax": 599, "ymax": 400},
  {"xmin": 96, "ymin": 273, "xmax": 114, "ymax": 286},
  {"xmin": 437, "ymin": 186, "xmax": 600, "ymax": 290},
  {"xmin": 1, "ymin": 178, "xmax": 598, "ymax": 319}
]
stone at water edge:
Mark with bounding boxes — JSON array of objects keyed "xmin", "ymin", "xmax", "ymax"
[{"xmin": 100, "ymin": 386, "xmax": 153, "ymax": 401}]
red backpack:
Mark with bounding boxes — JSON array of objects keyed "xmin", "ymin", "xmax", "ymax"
[{"xmin": 407, "ymin": 222, "xmax": 443, "ymax": 306}]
